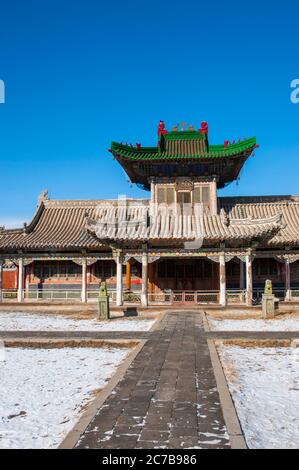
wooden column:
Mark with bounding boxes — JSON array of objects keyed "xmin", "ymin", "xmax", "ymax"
[
  {"xmin": 239, "ymin": 260, "xmax": 245, "ymax": 290},
  {"xmin": 125, "ymin": 261, "xmax": 131, "ymax": 291},
  {"xmin": 245, "ymin": 253, "xmax": 253, "ymax": 306},
  {"xmin": 0, "ymin": 261, "xmax": 3, "ymax": 303},
  {"xmin": 148, "ymin": 262, "xmax": 154, "ymax": 294},
  {"xmin": 219, "ymin": 253, "xmax": 226, "ymax": 306},
  {"xmin": 17, "ymin": 258, "xmax": 24, "ymax": 303},
  {"xmin": 25, "ymin": 265, "xmax": 30, "ymax": 295},
  {"xmin": 285, "ymin": 259, "xmax": 291, "ymax": 301},
  {"xmin": 81, "ymin": 258, "xmax": 87, "ymax": 303},
  {"xmin": 141, "ymin": 253, "xmax": 148, "ymax": 307},
  {"xmin": 116, "ymin": 253, "xmax": 123, "ymax": 307}
]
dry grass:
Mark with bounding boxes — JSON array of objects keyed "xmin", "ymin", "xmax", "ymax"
[
  {"xmin": 207, "ymin": 307, "xmax": 299, "ymax": 321},
  {"xmin": 215, "ymin": 338, "xmax": 291, "ymax": 349},
  {"xmin": 206, "ymin": 309, "xmax": 262, "ymax": 320},
  {"xmin": 3, "ymin": 339, "xmax": 139, "ymax": 349},
  {"xmin": 220, "ymin": 359, "xmax": 238, "ymax": 383},
  {"xmin": 274, "ymin": 310, "xmax": 299, "ymax": 319}
]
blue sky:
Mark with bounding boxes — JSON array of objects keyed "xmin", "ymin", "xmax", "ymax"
[{"xmin": 0, "ymin": 0, "xmax": 298, "ymax": 227}]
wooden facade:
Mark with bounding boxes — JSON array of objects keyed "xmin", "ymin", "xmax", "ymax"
[{"xmin": 3, "ymin": 257, "xmax": 299, "ymax": 296}]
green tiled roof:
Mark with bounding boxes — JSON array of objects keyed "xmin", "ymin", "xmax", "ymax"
[
  {"xmin": 111, "ymin": 135, "xmax": 257, "ymax": 161},
  {"xmin": 164, "ymin": 130, "xmax": 206, "ymax": 141}
]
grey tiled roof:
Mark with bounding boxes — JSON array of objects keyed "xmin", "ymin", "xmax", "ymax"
[{"xmin": 0, "ymin": 195, "xmax": 298, "ymax": 250}]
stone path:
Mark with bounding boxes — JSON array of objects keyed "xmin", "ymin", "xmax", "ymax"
[
  {"xmin": 75, "ymin": 312, "xmax": 230, "ymax": 449},
  {"xmin": 1, "ymin": 329, "xmax": 298, "ymax": 341}
]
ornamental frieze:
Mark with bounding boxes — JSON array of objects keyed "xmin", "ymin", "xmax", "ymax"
[
  {"xmin": 72, "ymin": 258, "xmax": 98, "ymax": 266},
  {"xmin": 175, "ymin": 179, "xmax": 194, "ymax": 191},
  {"xmin": 207, "ymin": 254, "xmax": 235, "ymax": 263},
  {"xmin": 7, "ymin": 258, "xmax": 33, "ymax": 266},
  {"xmin": 274, "ymin": 254, "xmax": 299, "ymax": 264}
]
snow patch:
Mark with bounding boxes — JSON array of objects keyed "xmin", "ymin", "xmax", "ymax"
[
  {"xmin": 218, "ymin": 345, "xmax": 299, "ymax": 449},
  {"xmin": 0, "ymin": 312, "xmax": 155, "ymax": 331},
  {"xmin": 0, "ymin": 346, "xmax": 129, "ymax": 448},
  {"xmin": 210, "ymin": 318, "xmax": 299, "ymax": 331}
]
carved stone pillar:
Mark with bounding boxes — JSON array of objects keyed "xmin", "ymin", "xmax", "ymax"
[
  {"xmin": 245, "ymin": 253, "xmax": 253, "ymax": 306},
  {"xmin": 285, "ymin": 258, "xmax": 291, "ymax": 301},
  {"xmin": 18, "ymin": 258, "xmax": 24, "ymax": 303},
  {"xmin": 115, "ymin": 253, "xmax": 123, "ymax": 307},
  {"xmin": 219, "ymin": 253, "xmax": 226, "ymax": 306},
  {"xmin": 141, "ymin": 253, "xmax": 148, "ymax": 307}
]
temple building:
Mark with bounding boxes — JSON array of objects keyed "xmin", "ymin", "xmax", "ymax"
[{"xmin": 1, "ymin": 120, "xmax": 299, "ymax": 306}]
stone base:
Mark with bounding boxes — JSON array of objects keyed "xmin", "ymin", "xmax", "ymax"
[
  {"xmin": 262, "ymin": 294, "xmax": 279, "ymax": 319},
  {"xmin": 98, "ymin": 298, "xmax": 110, "ymax": 320}
]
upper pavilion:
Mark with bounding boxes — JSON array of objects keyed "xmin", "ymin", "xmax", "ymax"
[{"xmin": 110, "ymin": 121, "xmax": 258, "ymax": 190}]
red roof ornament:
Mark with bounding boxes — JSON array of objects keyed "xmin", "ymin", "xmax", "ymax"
[
  {"xmin": 199, "ymin": 121, "xmax": 208, "ymax": 136},
  {"xmin": 157, "ymin": 120, "xmax": 167, "ymax": 137},
  {"xmin": 157, "ymin": 121, "xmax": 167, "ymax": 149}
]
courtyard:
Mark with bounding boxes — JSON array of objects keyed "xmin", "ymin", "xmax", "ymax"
[{"xmin": 0, "ymin": 307, "xmax": 298, "ymax": 449}]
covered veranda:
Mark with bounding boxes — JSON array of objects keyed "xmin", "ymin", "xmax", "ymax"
[{"xmin": 1, "ymin": 251, "xmax": 298, "ymax": 306}]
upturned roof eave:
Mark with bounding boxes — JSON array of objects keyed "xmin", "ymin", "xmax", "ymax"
[{"xmin": 110, "ymin": 137, "xmax": 257, "ymax": 161}]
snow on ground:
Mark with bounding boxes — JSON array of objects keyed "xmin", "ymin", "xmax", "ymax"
[
  {"xmin": 218, "ymin": 345, "xmax": 299, "ymax": 449},
  {"xmin": 0, "ymin": 346, "xmax": 129, "ymax": 448},
  {"xmin": 209, "ymin": 317, "xmax": 299, "ymax": 331},
  {"xmin": 0, "ymin": 312, "xmax": 155, "ymax": 331}
]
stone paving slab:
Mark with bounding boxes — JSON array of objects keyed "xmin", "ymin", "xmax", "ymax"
[{"xmin": 75, "ymin": 312, "xmax": 230, "ymax": 449}]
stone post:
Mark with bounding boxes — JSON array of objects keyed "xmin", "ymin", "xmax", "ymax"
[
  {"xmin": 285, "ymin": 258, "xmax": 291, "ymax": 301},
  {"xmin": 116, "ymin": 253, "xmax": 123, "ymax": 307},
  {"xmin": 141, "ymin": 253, "xmax": 148, "ymax": 307},
  {"xmin": 219, "ymin": 253, "xmax": 226, "ymax": 306},
  {"xmin": 245, "ymin": 253, "xmax": 253, "ymax": 306},
  {"xmin": 17, "ymin": 258, "xmax": 24, "ymax": 303},
  {"xmin": 81, "ymin": 258, "xmax": 87, "ymax": 303}
]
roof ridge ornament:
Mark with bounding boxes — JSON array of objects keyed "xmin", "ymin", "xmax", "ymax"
[
  {"xmin": 37, "ymin": 189, "xmax": 49, "ymax": 206},
  {"xmin": 23, "ymin": 222, "xmax": 29, "ymax": 234},
  {"xmin": 157, "ymin": 120, "xmax": 167, "ymax": 152},
  {"xmin": 199, "ymin": 121, "xmax": 208, "ymax": 136},
  {"xmin": 220, "ymin": 208, "xmax": 230, "ymax": 226}
]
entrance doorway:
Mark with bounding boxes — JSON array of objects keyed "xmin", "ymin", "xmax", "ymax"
[
  {"xmin": 175, "ymin": 261, "xmax": 194, "ymax": 290},
  {"xmin": 156, "ymin": 258, "xmax": 216, "ymax": 292}
]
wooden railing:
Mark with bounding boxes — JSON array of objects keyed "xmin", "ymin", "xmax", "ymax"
[
  {"xmin": 148, "ymin": 291, "xmax": 220, "ymax": 304},
  {"xmin": 1, "ymin": 288, "xmax": 296, "ymax": 304}
]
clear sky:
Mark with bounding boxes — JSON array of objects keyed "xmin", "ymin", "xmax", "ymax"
[{"xmin": 0, "ymin": 0, "xmax": 298, "ymax": 227}]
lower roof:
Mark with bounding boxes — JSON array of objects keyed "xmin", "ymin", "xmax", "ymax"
[{"xmin": 0, "ymin": 195, "xmax": 299, "ymax": 251}]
